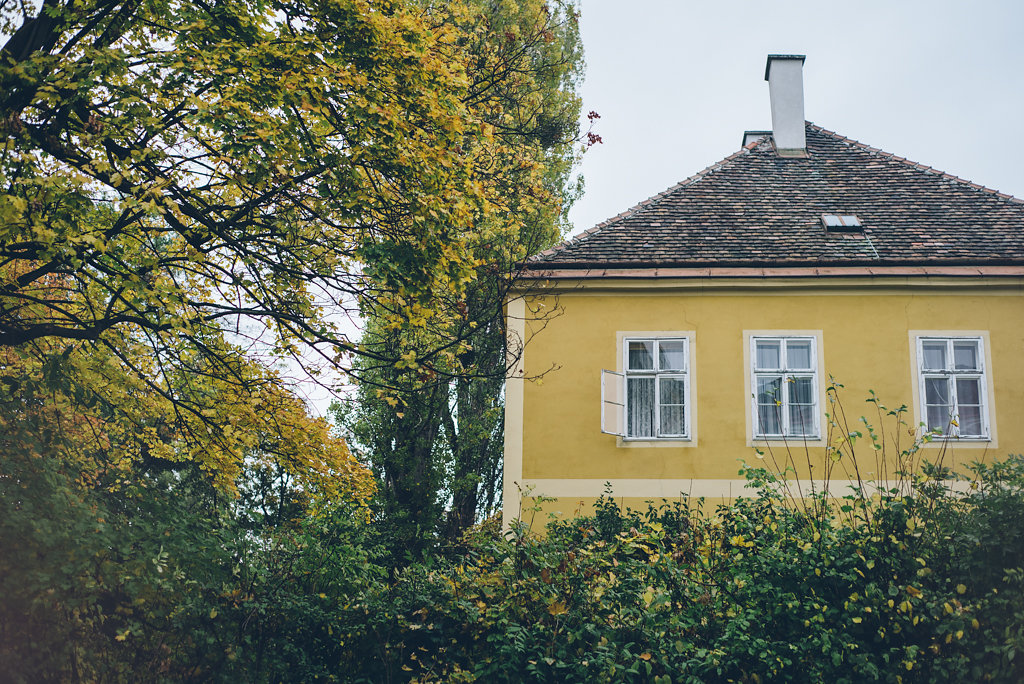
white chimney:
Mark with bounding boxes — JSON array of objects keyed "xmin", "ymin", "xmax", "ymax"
[{"xmin": 764, "ymin": 54, "xmax": 807, "ymax": 156}]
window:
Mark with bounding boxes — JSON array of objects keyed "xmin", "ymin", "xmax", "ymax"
[
  {"xmin": 624, "ymin": 338, "xmax": 689, "ymax": 438},
  {"xmin": 601, "ymin": 337, "xmax": 690, "ymax": 440},
  {"xmin": 916, "ymin": 336, "xmax": 988, "ymax": 438},
  {"xmin": 821, "ymin": 214, "xmax": 863, "ymax": 231},
  {"xmin": 751, "ymin": 336, "xmax": 819, "ymax": 438}
]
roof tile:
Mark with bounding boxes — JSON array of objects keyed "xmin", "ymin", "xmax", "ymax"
[{"xmin": 527, "ymin": 124, "xmax": 1024, "ymax": 269}]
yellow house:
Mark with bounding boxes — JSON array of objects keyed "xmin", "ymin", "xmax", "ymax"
[{"xmin": 503, "ymin": 55, "xmax": 1024, "ymax": 529}]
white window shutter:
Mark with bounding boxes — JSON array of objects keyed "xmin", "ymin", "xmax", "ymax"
[{"xmin": 601, "ymin": 370, "xmax": 625, "ymax": 436}]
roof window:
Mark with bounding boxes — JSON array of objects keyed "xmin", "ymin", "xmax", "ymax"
[{"xmin": 822, "ymin": 214, "xmax": 863, "ymax": 232}]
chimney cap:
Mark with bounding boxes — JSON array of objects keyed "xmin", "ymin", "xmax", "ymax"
[{"xmin": 764, "ymin": 54, "xmax": 806, "ymax": 81}]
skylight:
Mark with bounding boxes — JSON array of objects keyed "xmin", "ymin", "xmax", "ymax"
[{"xmin": 822, "ymin": 214, "xmax": 863, "ymax": 231}]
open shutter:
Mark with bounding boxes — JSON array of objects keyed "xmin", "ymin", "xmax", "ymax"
[{"xmin": 601, "ymin": 369, "xmax": 625, "ymax": 436}]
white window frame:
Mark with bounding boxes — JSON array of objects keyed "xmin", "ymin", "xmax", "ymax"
[
  {"xmin": 620, "ymin": 336, "xmax": 691, "ymax": 441},
  {"xmin": 750, "ymin": 335, "xmax": 821, "ymax": 440},
  {"xmin": 914, "ymin": 335, "xmax": 990, "ymax": 440}
]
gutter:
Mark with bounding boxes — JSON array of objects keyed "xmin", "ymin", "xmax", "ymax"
[{"xmin": 516, "ymin": 264, "xmax": 1024, "ymax": 281}]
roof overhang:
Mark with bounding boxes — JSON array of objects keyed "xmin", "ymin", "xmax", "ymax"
[
  {"xmin": 519, "ymin": 264, "xmax": 1024, "ymax": 279},
  {"xmin": 511, "ymin": 265, "xmax": 1024, "ymax": 293}
]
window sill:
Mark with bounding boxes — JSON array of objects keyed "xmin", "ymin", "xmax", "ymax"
[
  {"xmin": 747, "ymin": 435, "xmax": 826, "ymax": 448},
  {"xmin": 618, "ymin": 436, "xmax": 695, "ymax": 449}
]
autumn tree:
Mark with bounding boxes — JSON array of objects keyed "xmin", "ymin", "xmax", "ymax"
[
  {"xmin": 0, "ymin": 309, "xmax": 377, "ymax": 679},
  {"xmin": 338, "ymin": 0, "xmax": 585, "ymax": 554},
  {"xmin": 1, "ymin": 0, "xmax": 590, "ymax": 483},
  {"xmin": 1, "ymin": 0, "xmax": 544, "ymax": 672},
  {"xmin": 1, "ymin": 0, "xmax": 561, "ymax": 402}
]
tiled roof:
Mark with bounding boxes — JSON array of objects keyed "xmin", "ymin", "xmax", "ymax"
[{"xmin": 527, "ymin": 124, "xmax": 1024, "ymax": 269}]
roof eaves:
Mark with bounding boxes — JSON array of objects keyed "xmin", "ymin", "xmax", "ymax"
[
  {"xmin": 515, "ymin": 264, "xmax": 1024, "ymax": 283},
  {"xmin": 521, "ymin": 256, "xmax": 1024, "ymax": 272}
]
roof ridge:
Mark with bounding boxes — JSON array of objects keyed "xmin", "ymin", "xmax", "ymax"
[
  {"xmin": 807, "ymin": 122, "xmax": 1024, "ymax": 205},
  {"xmin": 530, "ymin": 145, "xmax": 757, "ymax": 261}
]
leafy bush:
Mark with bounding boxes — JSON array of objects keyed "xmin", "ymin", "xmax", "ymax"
[
  {"xmin": 6, "ymin": 380, "xmax": 1024, "ymax": 682},
  {"xmin": 364, "ymin": 455, "xmax": 1024, "ymax": 683}
]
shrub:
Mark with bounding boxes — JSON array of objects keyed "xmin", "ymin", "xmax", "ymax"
[{"xmin": 368, "ymin": 451, "xmax": 1024, "ymax": 683}]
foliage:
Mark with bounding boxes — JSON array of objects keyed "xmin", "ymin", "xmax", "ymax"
[
  {"xmin": 336, "ymin": 0, "xmax": 584, "ymax": 556},
  {"xmin": 1, "ymin": 0, "xmax": 586, "ymax": 677},
  {"xmin": 353, "ymin": 453, "xmax": 1024, "ymax": 683},
  {"xmin": 0, "ymin": 216, "xmax": 375, "ymax": 682},
  {"xmin": 1, "ymin": 0, "xmax": 587, "ymax": 678},
  {"xmin": 0, "ymin": 439, "xmax": 381, "ymax": 682},
  {"xmin": 6, "ymin": 374, "xmax": 1024, "ymax": 682},
  {"xmin": 333, "ymin": 297, "xmax": 510, "ymax": 565},
  {"xmin": 1, "ymin": 0, "xmax": 579, "ymax": 411},
  {"xmin": 3, "ymin": 0, "xmax": 585, "ymax": 559},
  {"xmin": 0, "ymin": 320, "xmax": 377, "ymax": 679},
  {"xmin": 0, "ymin": 290, "xmax": 376, "ymax": 494}
]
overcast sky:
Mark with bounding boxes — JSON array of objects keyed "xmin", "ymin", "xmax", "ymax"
[{"xmin": 567, "ymin": 0, "xmax": 1024, "ymax": 235}]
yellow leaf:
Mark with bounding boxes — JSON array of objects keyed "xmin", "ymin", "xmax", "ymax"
[{"xmin": 547, "ymin": 600, "xmax": 567, "ymax": 616}]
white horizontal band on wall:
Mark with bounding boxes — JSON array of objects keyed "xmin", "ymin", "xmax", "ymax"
[{"xmin": 518, "ymin": 478, "xmax": 971, "ymax": 500}]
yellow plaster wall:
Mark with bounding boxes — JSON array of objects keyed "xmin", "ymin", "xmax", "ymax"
[{"xmin": 515, "ymin": 283, "xmax": 1024, "ymax": 513}]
